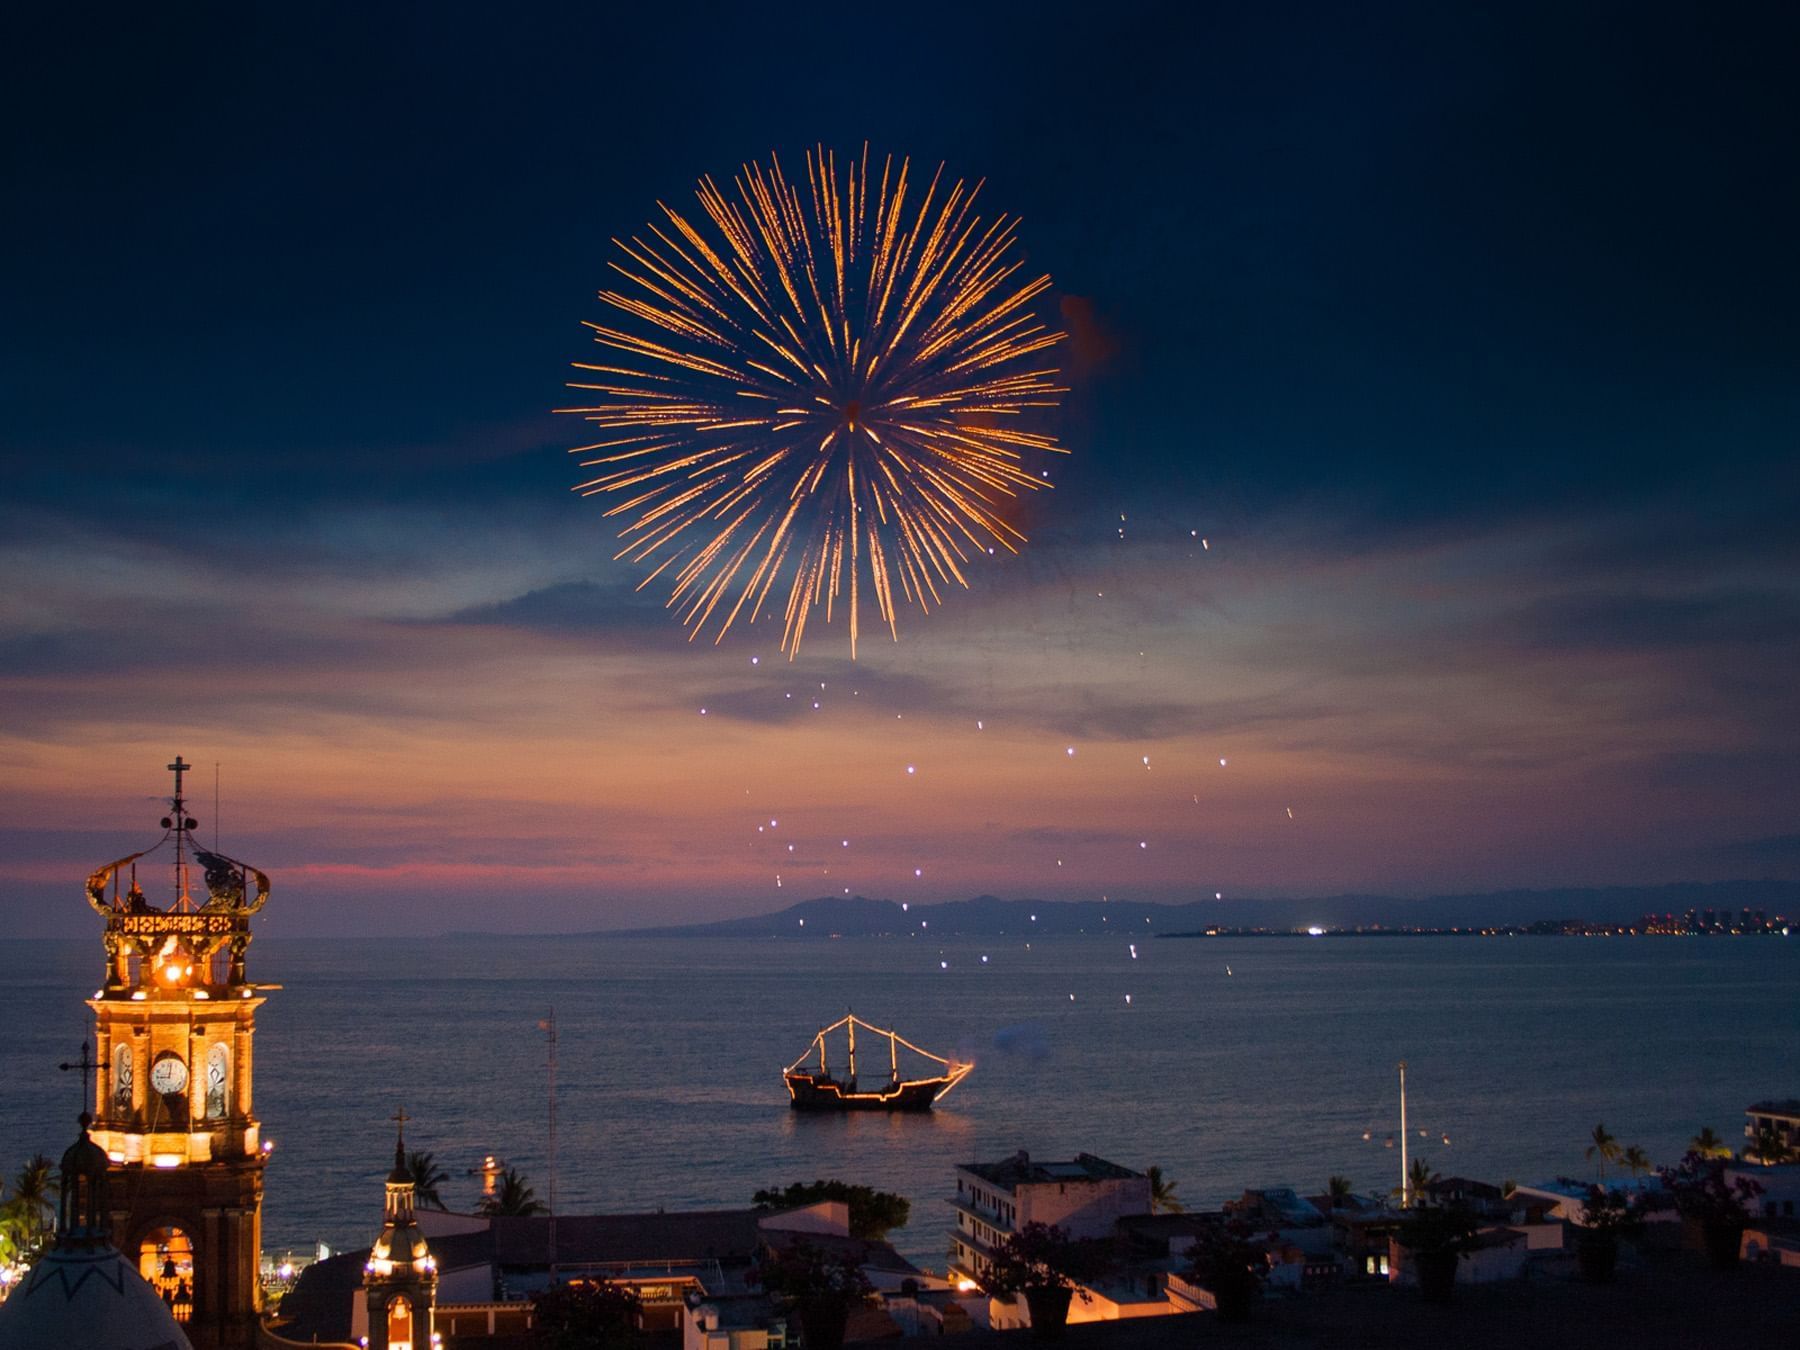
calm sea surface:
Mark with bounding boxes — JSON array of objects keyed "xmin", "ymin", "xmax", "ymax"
[{"xmin": 2, "ymin": 934, "xmax": 1795, "ymax": 1268}]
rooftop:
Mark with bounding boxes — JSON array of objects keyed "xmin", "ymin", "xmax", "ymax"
[
  {"xmin": 960, "ymin": 1151, "xmax": 1144, "ymax": 1189},
  {"xmin": 492, "ymin": 1209, "xmax": 769, "ymax": 1268},
  {"xmin": 910, "ymin": 1248, "xmax": 1798, "ymax": 1349},
  {"xmin": 1749, "ymin": 1099, "xmax": 1800, "ymax": 1116}
]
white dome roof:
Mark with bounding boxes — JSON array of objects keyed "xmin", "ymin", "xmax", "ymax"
[{"xmin": 0, "ymin": 1242, "xmax": 193, "ymax": 1350}]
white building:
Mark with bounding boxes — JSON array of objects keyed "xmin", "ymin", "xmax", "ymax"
[
  {"xmin": 1745, "ymin": 1099, "xmax": 1800, "ymax": 1164},
  {"xmin": 948, "ymin": 1151, "xmax": 1151, "ymax": 1285},
  {"xmin": 947, "ymin": 1151, "xmax": 1162, "ymax": 1330}
]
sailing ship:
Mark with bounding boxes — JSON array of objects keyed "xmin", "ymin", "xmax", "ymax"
[{"xmin": 784, "ymin": 1014, "xmax": 971, "ymax": 1112}]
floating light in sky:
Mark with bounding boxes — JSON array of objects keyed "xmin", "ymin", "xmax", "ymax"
[
  {"xmin": 1066, "ymin": 746, "xmax": 1075, "ymax": 756},
  {"xmin": 906, "ymin": 765, "xmax": 916, "ymax": 775},
  {"xmin": 914, "ymin": 868, "xmax": 922, "ymax": 877},
  {"xmin": 940, "ymin": 960, "xmax": 948, "ymax": 969},
  {"xmin": 1219, "ymin": 757, "xmax": 1228, "ymax": 767},
  {"xmin": 1129, "ymin": 944, "xmax": 1137, "ymax": 958},
  {"xmin": 981, "ymin": 954, "xmax": 989, "ymax": 963},
  {"xmin": 562, "ymin": 146, "xmax": 1069, "ymax": 657}
]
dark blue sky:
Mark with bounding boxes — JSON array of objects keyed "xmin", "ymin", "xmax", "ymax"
[{"xmin": 4, "ymin": 2, "xmax": 1797, "ymax": 933}]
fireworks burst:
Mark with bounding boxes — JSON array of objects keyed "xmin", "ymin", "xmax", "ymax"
[{"xmin": 559, "ymin": 146, "xmax": 1067, "ymax": 656}]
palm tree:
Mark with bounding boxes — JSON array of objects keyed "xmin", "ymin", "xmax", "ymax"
[
  {"xmin": 406, "ymin": 1151, "xmax": 450, "ymax": 1212},
  {"xmin": 478, "ymin": 1167, "xmax": 546, "ymax": 1217},
  {"xmin": 10, "ymin": 1155, "xmax": 55, "ymax": 1256},
  {"xmin": 1146, "ymin": 1166, "xmax": 1184, "ymax": 1214},
  {"xmin": 1586, "ymin": 1124, "xmax": 1620, "ymax": 1182},
  {"xmin": 1751, "ymin": 1122, "xmax": 1793, "ymax": 1166},
  {"xmin": 1395, "ymin": 1158, "xmax": 1438, "ymax": 1208},
  {"xmin": 1620, "ymin": 1145, "xmax": 1651, "ymax": 1181},
  {"xmin": 1326, "ymin": 1176, "xmax": 1354, "ymax": 1209},
  {"xmin": 1689, "ymin": 1126, "xmax": 1731, "ymax": 1159}
]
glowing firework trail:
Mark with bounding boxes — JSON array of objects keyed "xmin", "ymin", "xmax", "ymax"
[{"xmin": 559, "ymin": 146, "xmax": 1067, "ymax": 656}]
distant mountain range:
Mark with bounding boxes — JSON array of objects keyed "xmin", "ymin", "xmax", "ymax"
[{"xmin": 621, "ymin": 879, "xmax": 1800, "ymax": 937}]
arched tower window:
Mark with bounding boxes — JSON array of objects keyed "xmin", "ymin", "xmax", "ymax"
[
  {"xmin": 140, "ymin": 1226, "xmax": 195, "ymax": 1323},
  {"xmin": 113, "ymin": 1043, "xmax": 133, "ymax": 1114},
  {"xmin": 205, "ymin": 1043, "xmax": 230, "ymax": 1119},
  {"xmin": 387, "ymin": 1293, "xmax": 414, "ymax": 1350}
]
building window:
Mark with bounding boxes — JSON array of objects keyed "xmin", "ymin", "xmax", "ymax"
[
  {"xmin": 205, "ymin": 1043, "xmax": 230, "ymax": 1119},
  {"xmin": 113, "ymin": 1044, "xmax": 133, "ymax": 1114},
  {"xmin": 388, "ymin": 1294, "xmax": 415, "ymax": 1350}
]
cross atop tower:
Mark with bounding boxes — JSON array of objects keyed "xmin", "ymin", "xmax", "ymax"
[
  {"xmin": 168, "ymin": 756, "xmax": 191, "ymax": 807},
  {"xmin": 391, "ymin": 1105, "xmax": 411, "ymax": 1174},
  {"xmin": 59, "ymin": 1040, "xmax": 99, "ymax": 1116}
]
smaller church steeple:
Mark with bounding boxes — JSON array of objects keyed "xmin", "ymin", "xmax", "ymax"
[
  {"xmin": 57, "ymin": 1113, "xmax": 113, "ymax": 1249},
  {"xmin": 362, "ymin": 1109, "xmax": 436, "ymax": 1350},
  {"xmin": 0, "ymin": 1110, "xmax": 194, "ymax": 1350}
]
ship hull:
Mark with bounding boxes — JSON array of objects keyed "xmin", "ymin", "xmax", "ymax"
[{"xmin": 785, "ymin": 1072, "xmax": 947, "ymax": 1112}]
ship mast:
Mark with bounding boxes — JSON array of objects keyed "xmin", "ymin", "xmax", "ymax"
[
  {"xmin": 889, "ymin": 1029, "xmax": 898, "ymax": 1080},
  {"xmin": 1399, "ymin": 1060, "xmax": 1409, "ymax": 1207},
  {"xmin": 848, "ymin": 1015, "xmax": 857, "ymax": 1081}
]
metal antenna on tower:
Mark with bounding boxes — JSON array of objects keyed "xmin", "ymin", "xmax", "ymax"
[{"xmin": 540, "ymin": 1008, "xmax": 558, "ymax": 1279}]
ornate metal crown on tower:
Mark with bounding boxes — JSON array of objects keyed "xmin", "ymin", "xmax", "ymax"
[{"xmin": 85, "ymin": 756, "xmax": 269, "ymax": 992}]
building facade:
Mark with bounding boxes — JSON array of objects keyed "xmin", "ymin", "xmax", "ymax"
[{"xmin": 947, "ymin": 1151, "xmax": 1150, "ymax": 1285}]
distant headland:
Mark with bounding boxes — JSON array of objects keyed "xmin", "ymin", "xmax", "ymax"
[{"xmin": 602, "ymin": 879, "xmax": 1800, "ymax": 939}]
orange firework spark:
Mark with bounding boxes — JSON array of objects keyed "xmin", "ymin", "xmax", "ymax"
[{"xmin": 558, "ymin": 145, "xmax": 1067, "ymax": 657}]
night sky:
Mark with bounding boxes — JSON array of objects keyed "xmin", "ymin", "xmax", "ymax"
[{"xmin": 4, "ymin": 2, "xmax": 1797, "ymax": 935}]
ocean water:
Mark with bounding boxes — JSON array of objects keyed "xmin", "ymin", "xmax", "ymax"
[{"xmin": 1, "ymin": 933, "xmax": 1795, "ymax": 1269}]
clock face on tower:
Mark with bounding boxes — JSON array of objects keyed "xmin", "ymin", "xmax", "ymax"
[{"xmin": 150, "ymin": 1054, "xmax": 188, "ymax": 1096}]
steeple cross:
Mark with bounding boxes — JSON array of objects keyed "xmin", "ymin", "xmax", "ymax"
[
  {"xmin": 168, "ymin": 756, "xmax": 191, "ymax": 804},
  {"xmin": 59, "ymin": 1040, "xmax": 99, "ymax": 1115},
  {"xmin": 392, "ymin": 1106, "xmax": 410, "ymax": 1129}
]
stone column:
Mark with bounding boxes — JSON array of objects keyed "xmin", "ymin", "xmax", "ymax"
[
  {"xmin": 94, "ymin": 1021, "xmax": 111, "ymax": 1119},
  {"xmin": 133, "ymin": 1024, "xmax": 150, "ymax": 1117},
  {"xmin": 189, "ymin": 1024, "xmax": 206, "ymax": 1127},
  {"xmin": 234, "ymin": 1020, "xmax": 254, "ymax": 1118}
]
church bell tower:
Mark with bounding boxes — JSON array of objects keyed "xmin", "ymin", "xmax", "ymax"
[
  {"xmin": 360, "ymin": 1110, "xmax": 438, "ymax": 1350},
  {"xmin": 83, "ymin": 757, "xmax": 275, "ymax": 1350}
]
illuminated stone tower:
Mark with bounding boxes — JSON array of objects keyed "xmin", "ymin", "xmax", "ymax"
[
  {"xmin": 82, "ymin": 757, "xmax": 274, "ymax": 1350},
  {"xmin": 359, "ymin": 1110, "xmax": 437, "ymax": 1350}
]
